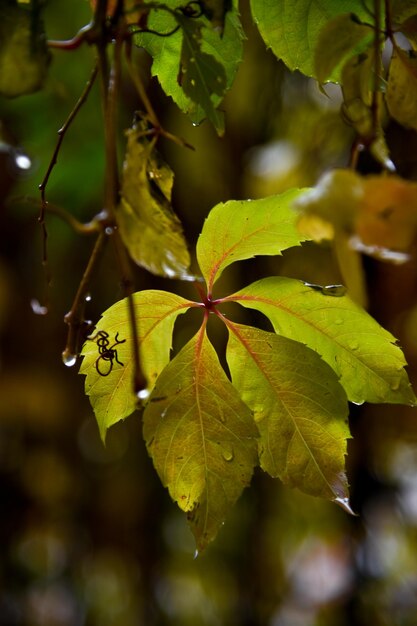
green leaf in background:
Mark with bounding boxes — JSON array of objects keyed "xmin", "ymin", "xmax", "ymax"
[
  {"xmin": 143, "ymin": 327, "xmax": 258, "ymax": 550},
  {"xmin": 227, "ymin": 277, "xmax": 416, "ymax": 406},
  {"xmin": 196, "ymin": 190, "xmax": 309, "ymax": 293},
  {"xmin": 249, "ymin": 0, "xmax": 370, "ymax": 79},
  {"xmin": 199, "ymin": 0, "xmax": 232, "ymax": 32},
  {"xmin": 386, "ymin": 47, "xmax": 417, "ymax": 132},
  {"xmin": 314, "ymin": 13, "xmax": 373, "ymax": 84},
  {"xmin": 80, "ymin": 290, "xmax": 194, "ymax": 441},
  {"xmin": 176, "ymin": 13, "xmax": 226, "ymax": 134},
  {"xmin": 340, "ymin": 51, "xmax": 375, "ymax": 138},
  {"xmin": 135, "ymin": 1, "xmax": 243, "ymax": 131},
  {"xmin": 116, "ymin": 124, "xmax": 192, "ymax": 279},
  {"xmin": 227, "ymin": 323, "xmax": 350, "ymax": 504},
  {"xmin": 0, "ymin": 0, "xmax": 50, "ymax": 97},
  {"xmin": 391, "ymin": 0, "xmax": 417, "ymax": 26}
]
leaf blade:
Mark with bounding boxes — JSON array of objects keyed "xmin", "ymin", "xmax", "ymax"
[
  {"xmin": 249, "ymin": 0, "xmax": 370, "ymax": 79},
  {"xmin": 143, "ymin": 326, "xmax": 258, "ymax": 550},
  {"xmin": 116, "ymin": 124, "xmax": 192, "ymax": 279},
  {"xmin": 196, "ymin": 190, "xmax": 309, "ymax": 291},
  {"xmin": 135, "ymin": 2, "xmax": 244, "ymax": 131},
  {"xmin": 80, "ymin": 290, "xmax": 194, "ymax": 440},
  {"xmin": 227, "ymin": 323, "xmax": 350, "ymax": 502},
  {"xmin": 228, "ymin": 277, "xmax": 416, "ymax": 405},
  {"xmin": 386, "ymin": 47, "xmax": 417, "ymax": 132},
  {"xmin": 314, "ymin": 13, "xmax": 373, "ymax": 84}
]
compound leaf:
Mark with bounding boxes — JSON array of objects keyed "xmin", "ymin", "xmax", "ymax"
[
  {"xmin": 116, "ymin": 124, "xmax": 192, "ymax": 279},
  {"xmin": 228, "ymin": 277, "xmax": 416, "ymax": 406},
  {"xmin": 249, "ymin": 0, "xmax": 369, "ymax": 79},
  {"xmin": 196, "ymin": 190, "xmax": 308, "ymax": 292},
  {"xmin": 227, "ymin": 323, "xmax": 350, "ymax": 503},
  {"xmin": 143, "ymin": 326, "xmax": 258, "ymax": 550},
  {"xmin": 80, "ymin": 290, "xmax": 193, "ymax": 441}
]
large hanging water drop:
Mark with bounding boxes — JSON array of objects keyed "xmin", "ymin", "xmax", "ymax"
[{"xmin": 62, "ymin": 350, "xmax": 77, "ymax": 368}]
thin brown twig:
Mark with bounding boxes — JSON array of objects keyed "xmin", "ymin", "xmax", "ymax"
[
  {"xmin": 38, "ymin": 62, "xmax": 99, "ymax": 303},
  {"xmin": 98, "ymin": 23, "xmax": 147, "ymax": 394},
  {"xmin": 11, "ymin": 196, "xmax": 101, "ymax": 235},
  {"xmin": 63, "ymin": 231, "xmax": 107, "ymax": 364}
]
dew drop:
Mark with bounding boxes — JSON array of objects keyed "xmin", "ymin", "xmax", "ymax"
[
  {"xmin": 137, "ymin": 388, "xmax": 150, "ymax": 401},
  {"xmin": 105, "ymin": 226, "xmax": 114, "ymax": 235},
  {"xmin": 30, "ymin": 298, "xmax": 48, "ymax": 316},
  {"xmin": 334, "ymin": 496, "xmax": 356, "ymax": 515},
  {"xmin": 222, "ymin": 444, "xmax": 234, "ymax": 462},
  {"xmin": 161, "ymin": 408, "xmax": 167, "ymax": 419},
  {"xmin": 322, "ymin": 284, "xmax": 346, "ymax": 297},
  {"xmin": 85, "ymin": 293, "xmax": 92, "ymax": 303},
  {"xmin": 390, "ymin": 380, "xmax": 400, "ymax": 391},
  {"xmin": 190, "ymin": 79, "xmax": 196, "ymax": 87},
  {"xmin": 335, "ymin": 318, "xmax": 343, "ymax": 325},
  {"xmin": 194, "ymin": 549, "xmax": 199, "ymax": 560},
  {"xmin": 349, "ymin": 342, "xmax": 359, "ymax": 351},
  {"xmin": 62, "ymin": 350, "xmax": 77, "ymax": 367}
]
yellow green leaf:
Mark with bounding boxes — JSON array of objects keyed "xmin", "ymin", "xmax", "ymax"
[
  {"xmin": 143, "ymin": 327, "xmax": 258, "ymax": 550},
  {"xmin": 294, "ymin": 169, "xmax": 363, "ymax": 233},
  {"xmin": 250, "ymin": 0, "xmax": 370, "ymax": 79},
  {"xmin": 196, "ymin": 190, "xmax": 309, "ymax": 293},
  {"xmin": 176, "ymin": 14, "xmax": 227, "ymax": 135},
  {"xmin": 0, "ymin": 1, "xmax": 50, "ymax": 97},
  {"xmin": 227, "ymin": 323, "xmax": 350, "ymax": 503},
  {"xmin": 227, "ymin": 277, "xmax": 416, "ymax": 406},
  {"xmin": 315, "ymin": 13, "xmax": 372, "ymax": 84},
  {"xmin": 387, "ymin": 46, "xmax": 417, "ymax": 131},
  {"xmin": 341, "ymin": 51, "xmax": 374, "ymax": 137},
  {"xmin": 80, "ymin": 290, "xmax": 193, "ymax": 441},
  {"xmin": 116, "ymin": 124, "xmax": 192, "ymax": 279}
]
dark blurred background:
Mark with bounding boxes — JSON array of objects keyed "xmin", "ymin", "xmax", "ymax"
[{"xmin": 1, "ymin": 1, "xmax": 417, "ymax": 624}]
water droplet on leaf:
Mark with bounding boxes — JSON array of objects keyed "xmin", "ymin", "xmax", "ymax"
[
  {"xmin": 390, "ymin": 380, "xmax": 400, "ymax": 391},
  {"xmin": 194, "ymin": 549, "xmax": 199, "ymax": 560},
  {"xmin": 221, "ymin": 444, "xmax": 234, "ymax": 462},
  {"xmin": 137, "ymin": 388, "xmax": 150, "ymax": 401},
  {"xmin": 349, "ymin": 342, "xmax": 359, "ymax": 351},
  {"xmin": 335, "ymin": 318, "xmax": 343, "ymax": 325},
  {"xmin": 85, "ymin": 293, "xmax": 92, "ymax": 302}
]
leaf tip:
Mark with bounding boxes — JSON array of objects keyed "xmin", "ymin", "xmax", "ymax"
[{"xmin": 334, "ymin": 495, "xmax": 357, "ymax": 516}]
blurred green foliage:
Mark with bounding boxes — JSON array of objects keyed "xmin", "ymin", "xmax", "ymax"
[{"xmin": 1, "ymin": 1, "xmax": 417, "ymax": 625}]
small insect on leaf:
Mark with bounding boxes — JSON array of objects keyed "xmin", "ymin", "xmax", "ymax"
[{"xmin": 89, "ymin": 330, "xmax": 126, "ymax": 377}]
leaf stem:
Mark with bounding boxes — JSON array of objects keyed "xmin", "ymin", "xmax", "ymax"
[
  {"xmin": 371, "ymin": 0, "xmax": 383, "ymax": 138},
  {"xmin": 11, "ymin": 197, "xmax": 101, "ymax": 235},
  {"xmin": 97, "ymin": 16, "xmax": 147, "ymax": 394}
]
